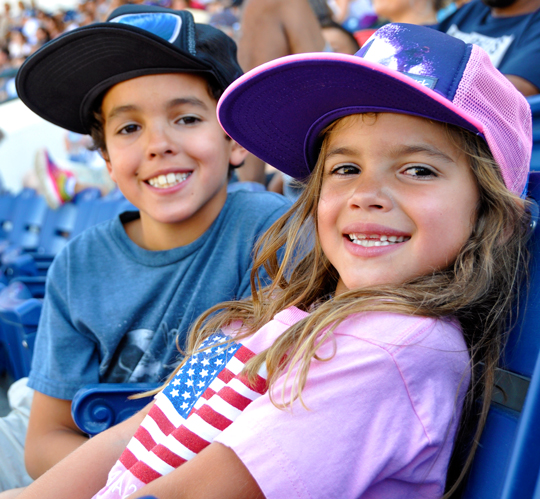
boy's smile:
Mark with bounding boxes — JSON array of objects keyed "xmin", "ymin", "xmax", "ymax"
[
  {"xmin": 102, "ymin": 73, "xmax": 246, "ymax": 250},
  {"xmin": 317, "ymin": 113, "xmax": 480, "ymax": 295}
]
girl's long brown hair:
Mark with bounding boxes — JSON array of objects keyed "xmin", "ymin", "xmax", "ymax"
[{"xmin": 163, "ymin": 114, "xmax": 530, "ymax": 496}]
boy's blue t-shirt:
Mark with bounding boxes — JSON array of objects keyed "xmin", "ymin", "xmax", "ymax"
[{"xmin": 27, "ymin": 190, "xmax": 291, "ymax": 400}]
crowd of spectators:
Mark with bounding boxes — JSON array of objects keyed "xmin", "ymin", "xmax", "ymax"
[{"xmin": 0, "ymin": 0, "xmax": 384, "ymax": 105}]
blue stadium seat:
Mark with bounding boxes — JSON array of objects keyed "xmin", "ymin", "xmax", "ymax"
[
  {"xmin": 529, "ymin": 95, "xmax": 540, "ymax": 172},
  {"xmin": 0, "ymin": 188, "xmax": 132, "ymax": 379},
  {"xmin": 0, "ymin": 281, "xmax": 39, "ymax": 380},
  {"xmin": 72, "ymin": 383, "xmax": 159, "ymax": 436},
  {"xmin": 461, "ymin": 170, "xmax": 540, "ymax": 498}
]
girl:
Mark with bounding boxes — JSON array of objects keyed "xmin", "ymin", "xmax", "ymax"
[{"xmin": 7, "ymin": 22, "xmax": 532, "ymax": 499}]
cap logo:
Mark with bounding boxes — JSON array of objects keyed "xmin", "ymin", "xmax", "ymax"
[
  {"xmin": 111, "ymin": 12, "xmax": 182, "ymax": 44},
  {"xmin": 360, "ymin": 27, "xmax": 438, "ymax": 87},
  {"xmin": 403, "ymin": 72, "xmax": 438, "ymax": 89}
]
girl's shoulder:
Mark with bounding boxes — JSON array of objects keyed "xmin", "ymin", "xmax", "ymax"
[{"xmin": 335, "ymin": 311, "xmax": 465, "ymax": 358}]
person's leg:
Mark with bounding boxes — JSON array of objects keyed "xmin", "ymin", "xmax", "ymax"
[
  {"xmin": 238, "ymin": 0, "xmax": 325, "ymax": 70},
  {"xmin": 236, "ymin": 0, "xmax": 325, "ymax": 183},
  {"xmin": 0, "ymin": 378, "xmax": 34, "ymax": 492},
  {"xmin": 0, "ymin": 488, "xmax": 26, "ymax": 498}
]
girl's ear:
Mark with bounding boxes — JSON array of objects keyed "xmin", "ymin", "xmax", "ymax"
[{"xmin": 229, "ymin": 139, "xmax": 249, "ymax": 168}]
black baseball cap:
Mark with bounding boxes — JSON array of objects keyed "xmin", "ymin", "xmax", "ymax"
[{"xmin": 16, "ymin": 4, "xmax": 243, "ymax": 134}]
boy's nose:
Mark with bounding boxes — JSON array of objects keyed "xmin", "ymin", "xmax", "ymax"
[{"xmin": 146, "ymin": 126, "xmax": 177, "ymax": 158}]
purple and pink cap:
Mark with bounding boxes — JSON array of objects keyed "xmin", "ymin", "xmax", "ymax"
[{"xmin": 218, "ymin": 23, "xmax": 532, "ymax": 197}]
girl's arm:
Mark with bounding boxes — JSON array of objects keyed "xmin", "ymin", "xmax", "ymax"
[
  {"xmin": 127, "ymin": 442, "xmax": 265, "ymax": 499},
  {"xmin": 15, "ymin": 402, "xmax": 153, "ymax": 499}
]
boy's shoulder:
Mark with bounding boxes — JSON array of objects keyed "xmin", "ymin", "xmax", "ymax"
[
  {"xmin": 52, "ymin": 215, "xmax": 122, "ymax": 264},
  {"xmin": 221, "ymin": 189, "xmax": 291, "ymax": 225}
]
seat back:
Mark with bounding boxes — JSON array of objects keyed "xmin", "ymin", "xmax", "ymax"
[
  {"xmin": 529, "ymin": 95, "xmax": 540, "ymax": 172},
  {"xmin": 462, "ymin": 171, "xmax": 540, "ymax": 498},
  {"xmin": 35, "ymin": 188, "xmax": 102, "ymax": 255}
]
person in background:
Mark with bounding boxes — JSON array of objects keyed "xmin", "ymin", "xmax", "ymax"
[
  {"xmin": 236, "ymin": 0, "xmax": 325, "ymax": 186},
  {"xmin": 437, "ymin": 0, "xmax": 540, "ymax": 96}
]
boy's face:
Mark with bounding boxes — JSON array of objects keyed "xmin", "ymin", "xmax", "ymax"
[{"xmin": 102, "ymin": 73, "xmax": 246, "ymax": 247}]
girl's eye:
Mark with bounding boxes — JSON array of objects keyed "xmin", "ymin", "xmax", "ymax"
[
  {"xmin": 331, "ymin": 164, "xmax": 360, "ymax": 175},
  {"xmin": 177, "ymin": 115, "xmax": 201, "ymax": 126},
  {"xmin": 118, "ymin": 124, "xmax": 140, "ymax": 135},
  {"xmin": 402, "ymin": 165, "xmax": 437, "ymax": 178}
]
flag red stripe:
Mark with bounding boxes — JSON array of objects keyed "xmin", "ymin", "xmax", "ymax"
[
  {"xmin": 119, "ymin": 448, "xmax": 137, "ymax": 470},
  {"xmin": 201, "ymin": 387, "xmax": 215, "ymax": 400},
  {"xmin": 134, "ymin": 426, "xmax": 157, "ymax": 451},
  {"xmin": 218, "ymin": 386, "xmax": 253, "ymax": 411},
  {"xmin": 149, "ymin": 405, "xmax": 176, "ymax": 436},
  {"xmin": 152, "ymin": 444, "xmax": 188, "ymax": 468},
  {"xmin": 130, "ymin": 461, "xmax": 162, "ymax": 485},
  {"xmin": 196, "ymin": 404, "xmax": 232, "ymax": 431},
  {"xmin": 172, "ymin": 425, "xmax": 210, "ymax": 454},
  {"xmin": 237, "ymin": 372, "xmax": 267, "ymax": 395},
  {"xmin": 217, "ymin": 368, "xmax": 235, "ymax": 384},
  {"xmin": 235, "ymin": 345, "xmax": 257, "ymax": 363}
]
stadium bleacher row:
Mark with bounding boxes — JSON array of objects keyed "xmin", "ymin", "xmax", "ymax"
[{"xmin": 0, "ymin": 186, "xmax": 135, "ymax": 380}]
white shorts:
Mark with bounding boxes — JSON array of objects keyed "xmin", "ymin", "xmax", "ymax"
[{"xmin": 0, "ymin": 377, "xmax": 33, "ymax": 491}]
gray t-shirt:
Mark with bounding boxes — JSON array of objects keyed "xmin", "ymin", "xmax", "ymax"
[{"xmin": 28, "ymin": 190, "xmax": 290, "ymax": 400}]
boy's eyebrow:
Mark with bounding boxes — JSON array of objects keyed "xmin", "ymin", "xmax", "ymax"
[
  {"xmin": 106, "ymin": 97, "xmax": 209, "ymax": 120},
  {"xmin": 167, "ymin": 97, "xmax": 209, "ymax": 111}
]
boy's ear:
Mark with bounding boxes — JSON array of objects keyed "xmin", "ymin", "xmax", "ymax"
[
  {"xmin": 229, "ymin": 139, "xmax": 249, "ymax": 167},
  {"xmin": 102, "ymin": 151, "xmax": 117, "ymax": 184}
]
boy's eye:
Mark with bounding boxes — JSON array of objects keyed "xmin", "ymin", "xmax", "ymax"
[
  {"xmin": 177, "ymin": 115, "xmax": 201, "ymax": 125},
  {"xmin": 402, "ymin": 165, "xmax": 437, "ymax": 178},
  {"xmin": 331, "ymin": 164, "xmax": 360, "ymax": 175},
  {"xmin": 119, "ymin": 124, "xmax": 140, "ymax": 135}
]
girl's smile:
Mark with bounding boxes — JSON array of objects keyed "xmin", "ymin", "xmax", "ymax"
[{"xmin": 317, "ymin": 113, "xmax": 480, "ymax": 295}]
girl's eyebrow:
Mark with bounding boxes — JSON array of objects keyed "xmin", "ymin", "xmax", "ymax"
[
  {"xmin": 325, "ymin": 146, "xmax": 358, "ymax": 160},
  {"xmin": 107, "ymin": 97, "xmax": 209, "ymax": 120},
  {"xmin": 325, "ymin": 144, "xmax": 455, "ymax": 163},
  {"xmin": 391, "ymin": 144, "xmax": 455, "ymax": 163}
]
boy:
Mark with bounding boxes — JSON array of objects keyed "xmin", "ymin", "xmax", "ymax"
[{"xmin": 1, "ymin": 4, "xmax": 290, "ymax": 489}]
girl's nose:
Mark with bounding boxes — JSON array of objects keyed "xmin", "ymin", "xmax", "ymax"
[{"xmin": 348, "ymin": 173, "xmax": 393, "ymax": 211}]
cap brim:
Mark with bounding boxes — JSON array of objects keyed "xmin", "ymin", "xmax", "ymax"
[
  {"xmin": 16, "ymin": 23, "xmax": 214, "ymax": 134},
  {"xmin": 218, "ymin": 52, "xmax": 485, "ymax": 179}
]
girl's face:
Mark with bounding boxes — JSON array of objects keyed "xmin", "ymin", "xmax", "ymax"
[{"xmin": 317, "ymin": 113, "xmax": 479, "ymax": 295}]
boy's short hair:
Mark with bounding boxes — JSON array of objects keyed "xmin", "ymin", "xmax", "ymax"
[{"xmin": 15, "ymin": 5, "xmax": 243, "ymax": 136}]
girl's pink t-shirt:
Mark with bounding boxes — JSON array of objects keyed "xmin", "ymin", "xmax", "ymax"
[{"xmin": 94, "ymin": 307, "xmax": 469, "ymax": 499}]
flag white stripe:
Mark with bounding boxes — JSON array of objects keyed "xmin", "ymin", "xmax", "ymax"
[
  {"xmin": 207, "ymin": 377, "xmax": 226, "ymax": 393},
  {"xmin": 184, "ymin": 413, "xmax": 222, "ymax": 442},
  {"xmin": 140, "ymin": 413, "xmax": 168, "ymax": 445},
  {"xmin": 163, "ymin": 434, "xmax": 198, "ymax": 461},
  {"xmin": 226, "ymin": 357, "xmax": 245, "ymax": 375},
  {"xmin": 228, "ymin": 378, "xmax": 263, "ymax": 400},
  {"xmin": 126, "ymin": 436, "xmax": 151, "ymax": 462},
  {"xmin": 143, "ymin": 450, "xmax": 175, "ymax": 475},
  {"xmin": 206, "ymin": 394, "xmax": 242, "ymax": 421},
  {"xmin": 156, "ymin": 393, "xmax": 187, "ymax": 428}
]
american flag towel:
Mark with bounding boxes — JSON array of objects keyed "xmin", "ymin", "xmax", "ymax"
[{"xmin": 93, "ymin": 331, "xmax": 268, "ymax": 499}]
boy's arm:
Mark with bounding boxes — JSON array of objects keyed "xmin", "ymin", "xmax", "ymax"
[
  {"xmin": 127, "ymin": 442, "xmax": 265, "ymax": 499},
  {"xmin": 24, "ymin": 391, "xmax": 89, "ymax": 479},
  {"xmin": 17, "ymin": 402, "xmax": 152, "ymax": 499}
]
